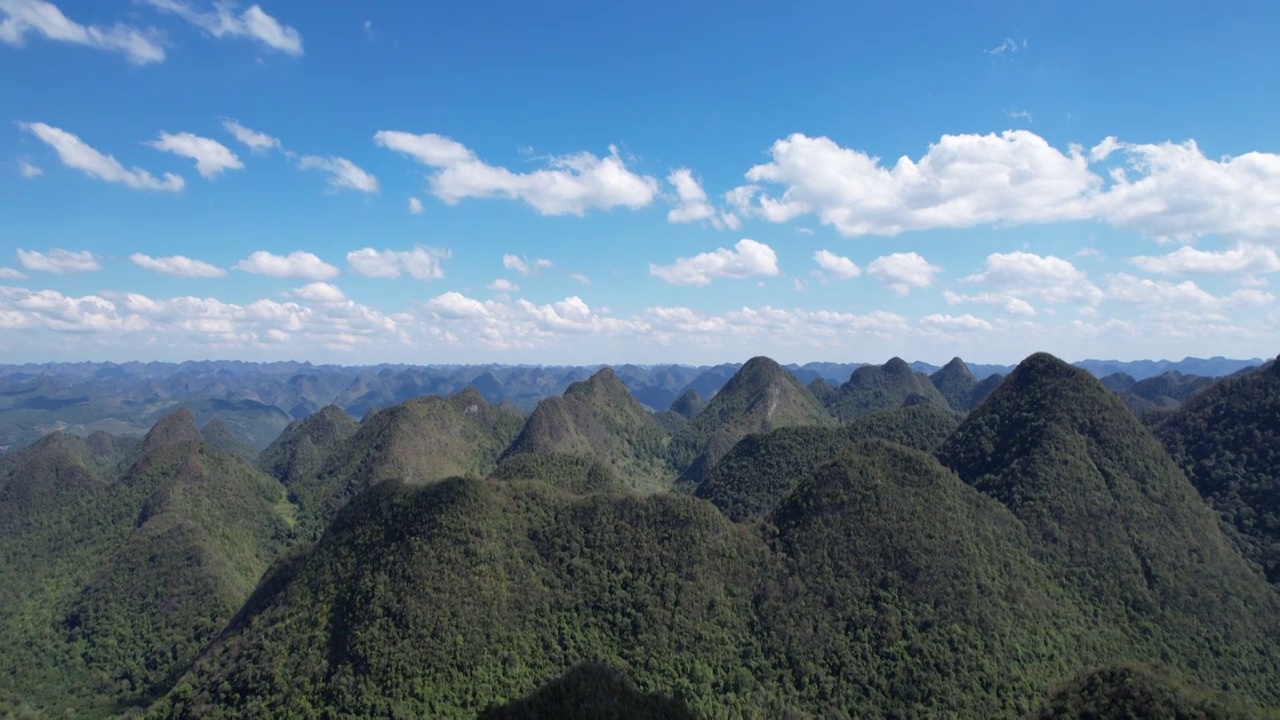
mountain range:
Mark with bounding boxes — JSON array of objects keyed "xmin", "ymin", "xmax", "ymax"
[{"xmin": 1, "ymin": 351, "xmax": 1278, "ymax": 718}]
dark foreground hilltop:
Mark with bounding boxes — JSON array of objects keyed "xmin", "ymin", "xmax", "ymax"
[{"xmin": 2, "ymin": 352, "xmax": 1279, "ymax": 719}]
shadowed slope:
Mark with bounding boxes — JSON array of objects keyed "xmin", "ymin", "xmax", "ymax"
[
  {"xmin": 828, "ymin": 357, "xmax": 950, "ymax": 422},
  {"xmin": 256, "ymin": 404, "xmax": 359, "ymax": 487},
  {"xmin": 930, "ymin": 357, "xmax": 978, "ymax": 413}
]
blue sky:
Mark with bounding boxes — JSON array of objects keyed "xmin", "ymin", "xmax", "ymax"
[{"xmin": 2, "ymin": 0, "xmax": 1279, "ymax": 365}]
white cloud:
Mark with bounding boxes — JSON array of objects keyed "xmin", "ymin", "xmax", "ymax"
[
  {"xmin": 486, "ymin": 278, "xmax": 518, "ymax": 293},
  {"xmin": 140, "ymin": 0, "xmax": 302, "ymax": 55},
  {"xmin": 221, "ymin": 119, "xmax": 281, "ymax": 153},
  {"xmin": 1007, "ymin": 109, "xmax": 1033, "ymax": 123},
  {"xmin": 347, "ymin": 246, "xmax": 449, "ymax": 280},
  {"xmin": 20, "ymin": 122, "xmax": 184, "ymax": 191},
  {"xmin": 374, "ymin": 130, "xmax": 658, "ymax": 215},
  {"xmin": 234, "ymin": 250, "xmax": 338, "ymax": 280},
  {"xmin": 812, "ymin": 249, "xmax": 861, "ymax": 281},
  {"xmin": 1093, "ymin": 138, "xmax": 1280, "ymax": 241},
  {"xmin": 1130, "ymin": 243, "xmax": 1280, "ymax": 275},
  {"xmin": 502, "ymin": 255, "xmax": 553, "ymax": 275},
  {"xmin": 739, "ymin": 131, "xmax": 1096, "ymax": 237},
  {"xmin": 920, "ymin": 313, "xmax": 993, "ymax": 331},
  {"xmin": 649, "ymin": 239, "xmax": 779, "ymax": 286},
  {"xmin": 569, "ymin": 272, "xmax": 591, "ymax": 285},
  {"xmin": 0, "ymin": 0, "xmax": 164, "ymax": 63},
  {"xmin": 986, "ymin": 37, "xmax": 1026, "ymax": 56},
  {"xmin": 130, "ymin": 253, "xmax": 226, "ymax": 278},
  {"xmin": 298, "ymin": 155, "xmax": 377, "ymax": 193},
  {"xmin": 407, "ymin": 196, "xmax": 423, "ymax": 214},
  {"xmin": 866, "ymin": 252, "xmax": 941, "ymax": 295},
  {"xmin": 0, "ymin": 267, "xmax": 26, "ymax": 280},
  {"xmin": 961, "ymin": 251, "xmax": 1102, "ymax": 305},
  {"xmin": 290, "ymin": 282, "xmax": 345, "ymax": 303},
  {"xmin": 1106, "ymin": 273, "xmax": 1274, "ymax": 311},
  {"xmin": 18, "ymin": 159, "xmax": 42, "ymax": 178},
  {"xmin": 733, "ymin": 130, "xmax": 1280, "ymax": 243},
  {"xmin": 17, "ymin": 248, "xmax": 100, "ymax": 274},
  {"xmin": 146, "ymin": 131, "xmax": 243, "ymax": 178},
  {"xmin": 943, "ymin": 290, "xmax": 1037, "ymax": 316},
  {"xmin": 666, "ymin": 168, "xmax": 716, "ymax": 224}
]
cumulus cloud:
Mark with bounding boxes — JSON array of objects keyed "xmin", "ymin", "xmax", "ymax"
[
  {"xmin": 17, "ymin": 248, "xmax": 100, "ymax": 274},
  {"xmin": 290, "ymin": 282, "xmax": 345, "ymax": 302},
  {"xmin": 146, "ymin": 131, "xmax": 243, "ymax": 178},
  {"xmin": 346, "ymin": 246, "xmax": 449, "ymax": 280},
  {"xmin": 733, "ymin": 129, "xmax": 1280, "ymax": 243},
  {"xmin": 407, "ymin": 196, "xmax": 423, "ymax": 214},
  {"xmin": 18, "ymin": 159, "xmax": 42, "ymax": 178},
  {"xmin": 666, "ymin": 168, "xmax": 716, "ymax": 224},
  {"xmin": 140, "ymin": 0, "xmax": 302, "ymax": 55},
  {"xmin": 486, "ymin": 278, "xmax": 518, "ymax": 293},
  {"xmin": 234, "ymin": 250, "xmax": 338, "ymax": 280},
  {"xmin": 866, "ymin": 252, "xmax": 941, "ymax": 295},
  {"xmin": 0, "ymin": 0, "xmax": 164, "ymax": 63},
  {"xmin": 738, "ymin": 130, "xmax": 1096, "ymax": 237},
  {"xmin": 374, "ymin": 130, "xmax": 658, "ymax": 215},
  {"xmin": 1106, "ymin": 273, "xmax": 1274, "ymax": 312},
  {"xmin": 502, "ymin": 255, "xmax": 553, "ymax": 275},
  {"xmin": 1130, "ymin": 243, "xmax": 1280, "ymax": 275},
  {"xmin": 919, "ymin": 313, "xmax": 993, "ymax": 331},
  {"xmin": 20, "ymin": 122, "xmax": 184, "ymax": 191},
  {"xmin": 812, "ymin": 249, "xmax": 861, "ymax": 281},
  {"xmin": 221, "ymin": 119, "xmax": 281, "ymax": 153},
  {"xmin": 942, "ymin": 290, "xmax": 1037, "ymax": 316},
  {"xmin": 649, "ymin": 239, "xmax": 779, "ymax": 286},
  {"xmin": 130, "ymin": 253, "xmax": 226, "ymax": 278},
  {"xmin": 960, "ymin": 251, "xmax": 1102, "ymax": 306},
  {"xmin": 298, "ymin": 155, "xmax": 377, "ymax": 193}
]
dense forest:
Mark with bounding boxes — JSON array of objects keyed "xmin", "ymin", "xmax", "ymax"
[{"xmin": 0, "ymin": 353, "xmax": 1277, "ymax": 719}]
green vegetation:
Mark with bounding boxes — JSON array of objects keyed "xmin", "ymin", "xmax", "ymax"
[
  {"xmin": 1156, "ymin": 358, "xmax": 1280, "ymax": 583},
  {"xmin": 938, "ymin": 353, "xmax": 1280, "ymax": 698},
  {"xmin": 694, "ymin": 405, "xmax": 957, "ymax": 521},
  {"xmin": 668, "ymin": 388, "xmax": 706, "ymax": 419},
  {"xmin": 491, "ymin": 452, "xmax": 626, "ymax": 494},
  {"xmin": 290, "ymin": 388, "xmax": 524, "ymax": 535},
  {"xmin": 969, "ymin": 372, "xmax": 1004, "ymax": 409},
  {"xmin": 929, "ymin": 357, "xmax": 978, "ymax": 413},
  {"xmin": 1029, "ymin": 664, "xmax": 1265, "ymax": 719},
  {"xmin": 500, "ymin": 369, "xmax": 673, "ymax": 491},
  {"xmin": 669, "ymin": 356, "xmax": 832, "ymax": 486},
  {"xmin": 0, "ymin": 410, "xmax": 293, "ymax": 716},
  {"xmin": 827, "ymin": 357, "xmax": 950, "ymax": 422},
  {"xmin": 256, "ymin": 405, "xmax": 359, "ymax": 487}
]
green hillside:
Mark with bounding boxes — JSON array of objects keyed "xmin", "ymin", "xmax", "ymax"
[
  {"xmin": 1156, "ymin": 358, "xmax": 1280, "ymax": 583},
  {"xmin": 938, "ymin": 353, "xmax": 1280, "ymax": 697},
  {"xmin": 500, "ymin": 368, "xmax": 673, "ymax": 491},
  {"xmin": 929, "ymin": 357, "xmax": 978, "ymax": 413},
  {"xmin": 827, "ymin": 357, "xmax": 950, "ymax": 422},
  {"xmin": 291, "ymin": 388, "xmax": 524, "ymax": 534},
  {"xmin": 693, "ymin": 405, "xmax": 957, "ymax": 522},
  {"xmin": 0, "ymin": 410, "xmax": 293, "ymax": 715},
  {"xmin": 669, "ymin": 356, "xmax": 832, "ymax": 486},
  {"xmin": 1029, "ymin": 664, "xmax": 1261, "ymax": 719},
  {"xmin": 256, "ymin": 404, "xmax": 359, "ymax": 487}
]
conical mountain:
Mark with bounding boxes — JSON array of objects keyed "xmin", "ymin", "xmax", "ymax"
[
  {"xmin": 499, "ymin": 368, "xmax": 671, "ymax": 490},
  {"xmin": 694, "ymin": 405, "xmax": 957, "ymax": 522},
  {"xmin": 938, "ymin": 353, "xmax": 1280, "ymax": 691},
  {"xmin": 200, "ymin": 418, "xmax": 255, "ymax": 462},
  {"xmin": 0, "ymin": 410, "xmax": 292, "ymax": 713},
  {"xmin": 828, "ymin": 357, "xmax": 949, "ymax": 422},
  {"xmin": 668, "ymin": 356, "xmax": 833, "ymax": 485},
  {"xmin": 154, "ymin": 477, "xmax": 770, "ymax": 719},
  {"xmin": 256, "ymin": 404, "xmax": 358, "ymax": 487},
  {"xmin": 295, "ymin": 388, "xmax": 524, "ymax": 532},
  {"xmin": 1100, "ymin": 371, "xmax": 1137, "ymax": 392},
  {"xmin": 806, "ymin": 377, "xmax": 837, "ymax": 406},
  {"xmin": 62, "ymin": 409, "xmax": 293, "ymax": 702},
  {"xmin": 1127, "ymin": 370, "xmax": 1215, "ymax": 406},
  {"xmin": 1157, "ymin": 357, "xmax": 1280, "ymax": 583},
  {"xmin": 669, "ymin": 387, "xmax": 706, "ymax": 419},
  {"xmin": 929, "ymin": 357, "xmax": 978, "ymax": 413},
  {"xmin": 968, "ymin": 371, "xmax": 1003, "ymax": 408}
]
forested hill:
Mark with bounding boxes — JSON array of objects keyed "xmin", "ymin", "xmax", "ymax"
[{"xmin": 3, "ymin": 350, "xmax": 1279, "ymax": 719}]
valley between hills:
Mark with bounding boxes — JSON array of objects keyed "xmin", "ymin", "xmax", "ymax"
[{"xmin": 1, "ymin": 352, "xmax": 1278, "ymax": 719}]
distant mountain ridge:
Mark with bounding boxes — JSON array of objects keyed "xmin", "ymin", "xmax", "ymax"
[{"xmin": 0, "ymin": 356, "xmax": 1264, "ymax": 454}]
